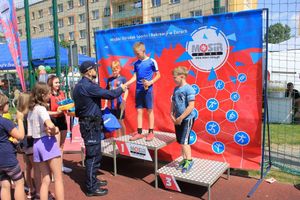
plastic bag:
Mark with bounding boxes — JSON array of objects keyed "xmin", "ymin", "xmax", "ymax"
[{"xmin": 102, "ymin": 108, "xmax": 121, "ymax": 132}]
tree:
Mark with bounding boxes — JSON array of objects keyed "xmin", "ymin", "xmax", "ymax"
[
  {"xmin": 266, "ymin": 23, "xmax": 291, "ymax": 44},
  {"xmin": 60, "ymin": 40, "xmax": 70, "ymax": 48}
]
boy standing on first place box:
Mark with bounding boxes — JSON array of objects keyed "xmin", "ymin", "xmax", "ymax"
[
  {"xmin": 125, "ymin": 42, "xmax": 160, "ymax": 141},
  {"xmin": 171, "ymin": 66, "xmax": 195, "ymax": 173}
]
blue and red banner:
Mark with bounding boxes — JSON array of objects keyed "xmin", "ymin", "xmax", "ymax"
[
  {"xmin": 0, "ymin": 0, "xmax": 26, "ymax": 91},
  {"xmin": 95, "ymin": 9, "xmax": 263, "ymax": 169}
]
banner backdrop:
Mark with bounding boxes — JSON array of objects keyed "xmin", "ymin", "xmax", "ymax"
[{"xmin": 95, "ymin": 9, "xmax": 263, "ymax": 169}]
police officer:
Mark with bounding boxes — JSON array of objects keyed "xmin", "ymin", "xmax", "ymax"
[{"xmin": 73, "ymin": 61, "xmax": 127, "ymax": 197}]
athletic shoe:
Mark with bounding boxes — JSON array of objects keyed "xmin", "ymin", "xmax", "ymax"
[
  {"xmin": 97, "ymin": 179, "xmax": 107, "ymax": 187},
  {"xmin": 62, "ymin": 166, "xmax": 72, "ymax": 173},
  {"xmin": 145, "ymin": 133, "xmax": 155, "ymax": 141},
  {"xmin": 129, "ymin": 133, "xmax": 144, "ymax": 141},
  {"xmin": 176, "ymin": 159, "xmax": 186, "ymax": 170},
  {"xmin": 181, "ymin": 160, "xmax": 194, "ymax": 173}
]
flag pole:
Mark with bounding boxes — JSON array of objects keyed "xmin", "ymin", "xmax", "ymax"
[
  {"xmin": 24, "ymin": 0, "xmax": 34, "ymax": 89},
  {"xmin": 52, "ymin": 0, "xmax": 61, "ymax": 78}
]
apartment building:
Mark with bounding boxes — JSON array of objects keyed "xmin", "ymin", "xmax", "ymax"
[
  {"xmin": 15, "ymin": 0, "xmax": 257, "ymax": 57},
  {"xmin": 16, "ymin": 0, "xmax": 111, "ymax": 57},
  {"xmin": 228, "ymin": 0, "xmax": 257, "ymax": 12}
]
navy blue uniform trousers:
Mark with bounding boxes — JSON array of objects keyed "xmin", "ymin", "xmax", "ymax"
[{"xmin": 79, "ymin": 118, "xmax": 102, "ymax": 192}]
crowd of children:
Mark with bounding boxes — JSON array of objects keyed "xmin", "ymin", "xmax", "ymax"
[
  {"xmin": 0, "ymin": 82, "xmax": 64, "ymax": 200},
  {"xmin": 0, "ymin": 42, "xmax": 196, "ymax": 199}
]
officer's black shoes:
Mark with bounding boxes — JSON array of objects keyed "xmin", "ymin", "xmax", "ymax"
[
  {"xmin": 97, "ymin": 179, "xmax": 108, "ymax": 187},
  {"xmin": 86, "ymin": 188, "xmax": 108, "ymax": 197}
]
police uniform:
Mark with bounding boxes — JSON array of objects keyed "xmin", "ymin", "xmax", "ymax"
[{"xmin": 73, "ymin": 61, "xmax": 124, "ymax": 196}]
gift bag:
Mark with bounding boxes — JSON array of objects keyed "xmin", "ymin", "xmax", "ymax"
[{"xmin": 102, "ymin": 108, "xmax": 121, "ymax": 132}]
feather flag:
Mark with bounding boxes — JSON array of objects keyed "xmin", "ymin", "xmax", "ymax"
[{"xmin": 0, "ymin": 0, "xmax": 26, "ymax": 91}]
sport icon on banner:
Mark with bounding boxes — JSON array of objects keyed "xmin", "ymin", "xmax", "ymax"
[{"xmin": 95, "ymin": 9, "xmax": 263, "ymax": 169}]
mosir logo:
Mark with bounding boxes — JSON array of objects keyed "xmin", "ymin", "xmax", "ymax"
[{"xmin": 186, "ymin": 26, "xmax": 229, "ymax": 71}]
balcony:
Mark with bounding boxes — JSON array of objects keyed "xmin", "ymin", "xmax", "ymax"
[
  {"xmin": 111, "ymin": 0, "xmax": 133, "ymax": 3},
  {"xmin": 112, "ymin": 8, "xmax": 142, "ymax": 21}
]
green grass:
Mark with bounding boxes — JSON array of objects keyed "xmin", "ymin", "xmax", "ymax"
[
  {"xmin": 269, "ymin": 124, "xmax": 300, "ymax": 145},
  {"xmin": 231, "ymin": 168, "xmax": 300, "ymax": 185},
  {"xmin": 232, "ymin": 123, "xmax": 300, "ymax": 185}
]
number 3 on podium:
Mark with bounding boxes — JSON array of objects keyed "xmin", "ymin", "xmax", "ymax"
[{"xmin": 165, "ymin": 177, "xmax": 172, "ymax": 187}]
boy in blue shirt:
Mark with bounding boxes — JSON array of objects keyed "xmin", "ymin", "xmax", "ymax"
[
  {"xmin": 125, "ymin": 42, "xmax": 161, "ymax": 141},
  {"xmin": 171, "ymin": 66, "xmax": 195, "ymax": 173}
]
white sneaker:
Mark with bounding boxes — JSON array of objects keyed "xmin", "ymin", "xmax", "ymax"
[{"xmin": 62, "ymin": 166, "xmax": 72, "ymax": 173}]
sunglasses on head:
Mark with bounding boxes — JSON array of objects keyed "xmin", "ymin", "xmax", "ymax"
[{"xmin": 0, "ymin": 101, "xmax": 9, "ymax": 107}]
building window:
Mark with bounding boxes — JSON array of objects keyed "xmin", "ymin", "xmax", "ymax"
[
  {"xmin": 58, "ymin": 4, "xmax": 63, "ymax": 13},
  {"xmin": 79, "ymin": 30, "xmax": 86, "ymax": 39},
  {"xmin": 39, "ymin": 24, "xmax": 44, "ymax": 32},
  {"xmin": 79, "ymin": 13, "xmax": 86, "ymax": 23},
  {"xmin": 0, "ymin": 37, "xmax": 6, "ymax": 43},
  {"xmin": 170, "ymin": 0, "xmax": 180, "ymax": 4},
  {"xmin": 93, "ymin": 27, "xmax": 100, "ymax": 32},
  {"xmin": 151, "ymin": 0, "xmax": 161, "ymax": 7},
  {"xmin": 91, "ymin": 0, "xmax": 99, "ymax": 2},
  {"xmin": 80, "ymin": 46, "xmax": 87, "ymax": 55},
  {"xmin": 117, "ymin": 23, "xmax": 126, "ymax": 27},
  {"xmin": 58, "ymin": 19, "xmax": 64, "ymax": 28},
  {"xmin": 49, "ymin": 21, "xmax": 53, "ymax": 30},
  {"xmin": 38, "ymin": 9, "xmax": 43, "ymax": 18},
  {"xmin": 219, "ymin": 6, "xmax": 226, "ymax": 13},
  {"xmin": 69, "ymin": 32, "xmax": 74, "ymax": 40},
  {"xmin": 104, "ymin": 7, "xmax": 110, "ymax": 17},
  {"xmin": 212, "ymin": 6, "xmax": 226, "ymax": 14},
  {"xmin": 92, "ymin": 27, "xmax": 100, "ymax": 37},
  {"xmin": 134, "ymin": 1, "xmax": 142, "ymax": 8},
  {"xmin": 103, "ymin": 25, "xmax": 109, "ymax": 30},
  {"xmin": 18, "ymin": 29, "xmax": 22, "ymax": 37},
  {"xmin": 132, "ymin": 19, "xmax": 142, "ymax": 25},
  {"xmin": 32, "ymin": 26, "xmax": 37, "ymax": 34},
  {"xmin": 118, "ymin": 4, "xmax": 125, "ymax": 12},
  {"xmin": 151, "ymin": 16, "xmax": 161, "ymax": 22},
  {"xmin": 190, "ymin": 10, "xmax": 202, "ymax": 17},
  {"xmin": 67, "ymin": 0, "xmax": 74, "ymax": 9},
  {"xmin": 31, "ymin": 12, "xmax": 35, "ymax": 20},
  {"xmin": 92, "ymin": 10, "xmax": 99, "ymax": 20},
  {"xmin": 48, "ymin": 7, "xmax": 52, "ymax": 15},
  {"xmin": 68, "ymin": 16, "xmax": 74, "ymax": 25},
  {"xmin": 79, "ymin": 0, "xmax": 85, "ymax": 6},
  {"xmin": 59, "ymin": 33, "xmax": 64, "ymax": 41},
  {"xmin": 170, "ymin": 13, "xmax": 180, "ymax": 20},
  {"xmin": 17, "ymin": 16, "xmax": 21, "ymax": 24}
]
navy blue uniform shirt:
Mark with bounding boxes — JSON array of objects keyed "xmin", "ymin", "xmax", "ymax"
[{"xmin": 73, "ymin": 77, "xmax": 123, "ymax": 118}]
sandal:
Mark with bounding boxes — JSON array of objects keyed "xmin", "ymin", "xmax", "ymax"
[
  {"xmin": 32, "ymin": 192, "xmax": 55, "ymax": 200},
  {"xmin": 26, "ymin": 190, "xmax": 36, "ymax": 199},
  {"xmin": 48, "ymin": 192, "xmax": 55, "ymax": 200}
]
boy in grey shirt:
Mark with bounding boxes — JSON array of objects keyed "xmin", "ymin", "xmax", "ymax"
[{"xmin": 171, "ymin": 66, "xmax": 196, "ymax": 173}]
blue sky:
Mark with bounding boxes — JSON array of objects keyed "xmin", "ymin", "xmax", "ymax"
[{"xmin": 258, "ymin": 0, "xmax": 300, "ymax": 36}]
